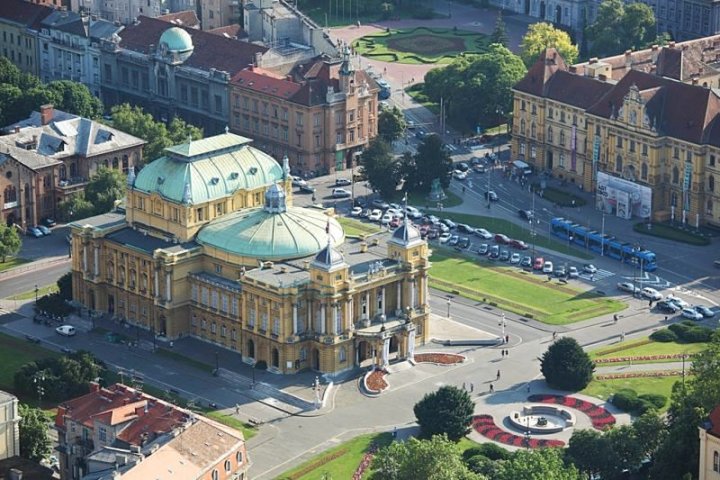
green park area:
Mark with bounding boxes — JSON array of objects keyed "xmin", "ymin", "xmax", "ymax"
[
  {"xmin": 355, "ymin": 27, "xmax": 488, "ymax": 64},
  {"xmin": 337, "ymin": 217, "xmax": 382, "ymax": 238},
  {"xmin": 0, "ymin": 257, "xmax": 29, "ymax": 273},
  {"xmin": 0, "ymin": 332, "xmax": 59, "ymax": 396},
  {"xmin": 582, "ymin": 375, "xmax": 682, "ymax": 414},
  {"xmin": 429, "ymin": 252, "xmax": 625, "ymax": 325},
  {"xmin": 589, "ymin": 336, "xmax": 707, "ymax": 365}
]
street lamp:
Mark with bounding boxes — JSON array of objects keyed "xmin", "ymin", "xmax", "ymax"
[
  {"xmin": 34, "ymin": 284, "xmax": 39, "ymax": 305},
  {"xmin": 446, "ymin": 298, "xmax": 451, "ymax": 318}
]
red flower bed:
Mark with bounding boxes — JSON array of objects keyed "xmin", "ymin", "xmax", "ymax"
[
  {"xmin": 594, "ymin": 353, "xmax": 695, "ymax": 364},
  {"xmin": 366, "ymin": 370, "xmax": 388, "ymax": 393},
  {"xmin": 471, "ymin": 415, "xmax": 565, "ymax": 448},
  {"xmin": 352, "ymin": 443, "xmax": 379, "ymax": 480},
  {"xmin": 528, "ymin": 394, "xmax": 616, "ymax": 430},
  {"xmin": 595, "ymin": 370, "xmax": 682, "ymax": 380},
  {"xmin": 414, "ymin": 352, "xmax": 465, "ymax": 365}
]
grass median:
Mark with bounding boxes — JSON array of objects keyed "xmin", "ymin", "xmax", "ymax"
[
  {"xmin": 589, "ymin": 336, "xmax": 706, "ymax": 365},
  {"xmin": 337, "ymin": 217, "xmax": 382, "ymax": 238},
  {"xmin": 633, "ymin": 222, "xmax": 711, "ymax": 246},
  {"xmin": 582, "ymin": 375, "xmax": 682, "ymax": 414},
  {"xmin": 429, "ymin": 251, "xmax": 625, "ymax": 325},
  {"xmin": 0, "ymin": 332, "xmax": 59, "ymax": 394},
  {"xmin": 7, "ymin": 284, "xmax": 58, "ymax": 301}
]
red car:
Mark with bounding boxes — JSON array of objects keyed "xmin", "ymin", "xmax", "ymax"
[
  {"xmin": 509, "ymin": 239, "xmax": 529, "ymax": 250},
  {"xmin": 533, "ymin": 257, "xmax": 545, "ymax": 270},
  {"xmin": 494, "ymin": 233, "xmax": 511, "ymax": 244}
]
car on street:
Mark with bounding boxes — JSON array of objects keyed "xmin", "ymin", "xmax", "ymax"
[
  {"xmin": 350, "ymin": 206, "xmax": 363, "ymax": 217},
  {"xmin": 641, "ymin": 287, "xmax": 663, "ymax": 301},
  {"xmin": 299, "ymin": 184, "xmax": 316, "ymax": 194},
  {"xmin": 583, "ymin": 264, "xmax": 598, "ymax": 274},
  {"xmin": 478, "ymin": 244, "xmax": 489, "ymax": 255},
  {"xmin": 458, "ymin": 237, "xmax": 470, "ymax": 249},
  {"xmin": 484, "ymin": 190, "xmax": 499, "ymax": 201},
  {"xmin": 665, "ymin": 295, "xmax": 689, "ymax": 309},
  {"xmin": 510, "ymin": 253, "xmax": 521, "ymax": 264},
  {"xmin": 448, "ymin": 235, "xmax": 459, "ymax": 246},
  {"xmin": 474, "ymin": 228, "xmax": 492, "ymax": 239},
  {"xmin": 380, "ymin": 213, "xmax": 393, "ymax": 225},
  {"xmin": 499, "ymin": 250, "xmax": 511, "ymax": 262},
  {"xmin": 457, "ymin": 224, "xmax": 474, "ymax": 234},
  {"xmin": 509, "ymin": 239, "xmax": 529, "ymax": 250},
  {"xmin": 56, "ymin": 325, "xmax": 76, "ymax": 336},
  {"xmin": 555, "ymin": 265, "xmax": 567, "ymax": 277},
  {"xmin": 682, "ymin": 308, "xmax": 704, "ymax": 321},
  {"xmin": 36, "ymin": 225, "xmax": 51, "ymax": 235},
  {"xmin": 43, "ymin": 218, "xmax": 56, "ymax": 227},
  {"xmin": 405, "ymin": 206, "xmax": 422, "ymax": 219},
  {"xmin": 453, "ymin": 170, "xmax": 468, "ymax": 180},
  {"xmin": 368, "ymin": 209, "xmax": 383, "ymax": 222},
  {"xmin": 332, "ymin": 188, "xmax": 351, "ymax": 198},
  {"xmin": 489, "ymin": 245, "xmax": 500, "ymax": 259},
  {"xmin": 533, "ymin": 257, "xmax": 545, "ymax": 270},
  {"xmin": 442, "ymin": 219, "xmax": 457, "ymax": 229},
  {"xmin": 473, "ymin": 164, "xmax": 487, "ymax": 173},
  {"xmin": 335, "ymin": 178, "xmax": 351, "ymax": 186},
  {"xmin": 568, "ymin": 266, "xmax": 579, "ymax": 278},
  {"xmin": 291, "ymin": 176, "xmax": 307, "ymax": 187},
  {"xmin": 27, "ymin": 226, "xmax": 43, "ymax": 238},
  {"xmin": 694, "ymin": 305, "xmax": 716, "ymax": 318},
  {"xmin": 520, "ymin": 256, "xmax": 532, "ymax": 268},
  {"xmin": 372, "ymin": 199, "xmax": 390, "ymax": 210},
  {"xmin": 518, "ymin": 209, "xmax": 534, "ymax": 221},
  {"xmin": 456, "ymin": 162, "xmax": 470, "ymax": 172},
  {"xmin": 655, "ymin": 300, "xmax": 681, "ymax": 314},
  {"xmin": 617, "ymin": 282, "xmax": 638, "ymax": 294},
  {"xmin": 494, "ymin": 233, "xmax": 511, "ymax": 244},
  {"xmin": 439, "ymin": 232, "xmax": 452, "ymax": 244},
  {"xmin": 542, "ymin": 261, "xmax": 554, "ymax": 274}
]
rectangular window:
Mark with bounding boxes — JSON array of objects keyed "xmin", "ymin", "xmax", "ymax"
[
  {"xmin": 196, "ymin": 208, "xmax": 204, "ymax": 222},
  {"xmin": 201, "ymin": 287, "xmax": 209, "ymax": 305},
  {"xmin": 617, "ymin": 137, "xmax": 623, "ymax": 148},
  {"xmin": 221, "ymin": 294, "xmax": 229, "ymax": 313},
  {"xmin": 121, "ymin": 67, "xmax": 129, "ymax": 86},
  {"xmin": 261, "ymin": 312, "xmax": 268, "ymax": 332},
  {"xmin": 221, "ymin": 325, "xmax": 227, "ymax": 337},
  {"xmin": 248, "ymin": 308, "xmax": 256, "ymax": 328},
  {"xmin": 215, "ymin": 203, "xmax": 225, "ymax": 216},
  {"xmin": 296, "ymin": 112, "xmax": 304, "ymax": 126},
  {"xmin": 642, "ymin": 144, "xmax": 648, "ymax": 156},
  {"xmin": 211, "ymin": 291, "xmax": 219, "ymax": 309},
  {"xmin": 314, "ymin": 112, "xmax": 321, "ymax": 127},
  {"xmin": 710, "ymin": 155, "xmax": 716, "ymax": 167},
  {"xmin": 180, "ymin": 85, "xmax": 188, "ymax": 102},
  {"xmin": 231, "ymin": 328, "xmax": 237, "ymax": 340},
  {"xmin": 629, "ymin": 140, "xmax": 635, "ymax": 153},
  {"xmin": 214, "ymin": 264, "xmax": 222, "ymax": 274},
  {"xmin": 272, "ymin": 318, "xmax": 279, "ymax": 336},
  {"xmin": 231, "ymin": 298, "xmax": 239, "ymax": 316},
  {"xmin": 211, "ymin": 322, "xmax": 217, "ymax": 333},
  {"xmin": 348, "ymin": 110, "xmax": 355, "ymax": 122},
  {"xmin": 214, "ymin": 94, "xmax": 222, "ymax": 114}
]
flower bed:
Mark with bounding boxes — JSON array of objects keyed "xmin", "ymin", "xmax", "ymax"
[
  {"xmin": 413, "ymin": 352, "xmax": 465, "ymax": 365},
  {"xmin": 594, "ymin": 353, "xmax": 694, "ymax": 364},
  {"xmin": 528, "ymin": 394, "xmax": 615, "ymax": 430},
  {"xmin": 471, "ymin": 415, "xmax": 565, "ymax": 448},
  {"xmin": 286, "ymin": 447, "xmax": 350, "ymax": 480},
  {"xmin": 364, "ymin": 369, "xmax": 388, "ymax": 394},
  {"xmin": 352, "ymin": 443, "xmax": 379, "ymax": 480},
  {"xmin": 595, "ymin": 370, "xmax": 682, "ymax": 380}
]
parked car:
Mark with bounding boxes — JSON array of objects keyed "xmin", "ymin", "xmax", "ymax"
[
  {"xmin": 456, "ymin": 162, "xmax": 470, "ymax": 172},
  {"xmin": 682, "ymin": 308, "xmax": 704, "ymax": 321},
  {"xmin": 368, "ymin": 209, "xmax": 383, "ymax": 222},
  {"xmin": 405, "ymin": 206, "xmax": 422, "ymax": 219},
  {"xmin": 494, "ymin": 233, "xmax": 511, "ymax": 244},
  {"xmin": 43, "ymin": 218, "xmax": 56, "ymax": 227},
  {"xmin": 533, "ymin": 257, "xmax": 545, "ymax": 270},
  {"xmin": 489, "ymin": 245, "xmax": 500, "ymax": 259},
  {"xmin": 458, "ymin": 237, "xmax": 470, "ymax": 249},
  {"xmin": 474, "ymin": 228, "xmax": 492, "ymax": 239},
  {"xmin": 350, "ymin": 206, "xmax": 363, "ymax": 217},
  {"xmin": 510, "ymin": 253, "xmax": 521, "ymax": 264},
  {"xmin": 478, "ymin": 244, "xmax": 489, "ymax": 255},
  {"xmin": 437, "ymin": 223, "xmax": 449, "ymax": 233},
  {"xmin": 299, "ymin": 184, "xmax": 316, "ymax": 194},
  {"xmin": 499, "ymin": 250, "xmax": 511, "ymax": 262},
  {"xmin": 568, "ymin": 266, "xmax": 579, "ymax": 278},
  {"xmin": 520, "ymin": 256, "xmax": 533, "ymax": 268},
  {"xmin": 359, "ymin": 209, "xmax": 371, "ymax": 218},
  {"xmin": 641, "ymin": 287, "xmax": 663, "ymax": 301},
  {"xmin": 484, "ymin": 190, "xmax": 499, "ymax": 201},
  {"xmin": 617, "ymin": 282, "xmax": 638, "ymax": 294},
  {"xmin": 583, "ymin": 264, "xmax": 598, "ymax": 274},
  {"xmin": 655, "ymin": 300, "xmax": 681, "ymax": 314},
  {"xmin": 291, "ymin": 176, "xmax": 307, "ymax": 187},
  {"xmin": 457, "ymin": 224, "xmax": 475, "ymax": 234},
  {"xmin": 448, "ymin": 235, "xmax": 460, "ymax": 246},
  {"xmin": 509, "ymin": 239, "xmax": 529, "ymax": 250},
  {"xmin": 372, "ymin": 199, "xmax": 390, "ymax": 210},
  {"xmin": 665, "ymin": 295, "xmax": 689, "ymax": 309},
  {"xmin": 332, "ymin": 188, "xmax": 351, "ymax": 198},
  {"xmin": 439, "ymin": 232, "xmax": 452, "ymax": 244},
  {"xmin": 427, "ymin": 229, "xmax": 439, "ymax": 240},
  {"xmin": 37, "ymin": 225, "xmax": 51, "ymax": 235},
  {"xmin": 554, "ymin": 265, "xmax": 567, "ymax": 277},
  {"xmin": 442, "ymin": 219, "xmax": 457, "ymax": 229},
  {"xmin": 335, "ymin": 178, "xmax": 351, "ymax": 186},
  {"xmin": 473, "ymin": 164, "xmax": 487, "ymax": 173},
  {"xmin": 453, "ymin": 170, "xmax": 468, "ymax": 180},
  {"xmin": 27, "ymin": 226, "xmax": 43, "ymax": 238},
  {"xmin": 542, "ymin": 261, "xmax": 554, "ymax": 274},
  {"xmin": 56, "ymin": 325, "xmax": 76, "ymax": 337},
  {"xmin": 518, "ymin": 209, "xmax": 534, "ymax": 221},
  {"xmin": 380, "ymin": 213, "xmax": 393, "ymax": 225},
  {"xmin": 694, "ymin": 305, "xmax": 716, "ymax": 318}
]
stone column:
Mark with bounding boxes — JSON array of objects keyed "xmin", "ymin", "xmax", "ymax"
[
  {"xmin": 410, "ymin": 277, "xmax": 416, "ymax": 309},
  {"xmin": 292, "ymin": 303, "xmax": 298, "ymax": 335},
  {"xmin": 395, "ymin": 281, "xmax": 402, "ymax": 315},
  {"xmin": 333, "ymin": 303, "xmax": 340, "ymax": 334},
  {"xmin": 154, "ymin": 269, "xmax": 160, "ymax": 298},
  {"xmin": 93, "ymin": 245, "xmax": 99, "ymax": 277},
  {"xmin": 307, "ymin": 301, "xmax": 313, "ymax": 332},
  {"xmin": 82, "ymin": 245, "xmax": 87, "ymax": 272},
  {"xmin": 319, "ymin": 303, "xmax": 326, "ymax": 334},
  {"xmin": 380, "ymin": 287, "xmax": 385, "ymax": 316},
  {"xmin": 347, "ymin": 298, "xmax": 354, "ymax": 331},
  {"xmin": 165, "ymin": 271, "xmax": 172, "ymax": 302},
  {"xmin": 382, "ymin": 337, "xmax": 390, "ymax": 368},
  {"xmin": 407, "ymin": 329, "xmax": 416, "ymax": 361}
]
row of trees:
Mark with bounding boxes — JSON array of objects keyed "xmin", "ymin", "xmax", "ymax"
[{"xmin": 57, "ymin": 167, "xmax": 126, "ymax": 222}]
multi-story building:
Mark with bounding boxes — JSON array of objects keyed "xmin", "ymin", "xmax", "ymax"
[
  {"xmin": 55, "ymin": 382, "xmax": 249, "ymax": 480},
  {"xmin": 0, "ymin": 104, "xmax": 145, "ymax": 228},
  {"xmin": 69, "ymin": 0, "xmax": 196, "ymax": 24},
  {"xmin": 488, "ymin": 0, "xmax": 589, "ymax": 35},
  {"xmin": 0, "ymin": 0, "xmax": 53, "ymax": 77},
  {"xmin": 700, "ymin": 405, "xmax": 720, "ymax": 480},
  {"xmin": 198, "ymin": 0, "xmax": 241, "ymax": 30},
  {"xmin": 0, "ymin": 391, "xmax": 20, "ymax": 461},
  {"xmin": 38, "ymin": 8, "xmax": 121, "ymax": 98},
  {"xmin": 512, "ymin": 46, "xmax": 720, "ymax": 227},
  {"xmin": 229, "ymin": 50, "xmax": 379, "ymax": 176},
  {"xmin": 70, "ymin": 131, "xmax": 431, "ymax": 374}
]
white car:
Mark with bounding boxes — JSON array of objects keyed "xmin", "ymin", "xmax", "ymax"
[
  {"xmin": 368, "ymin": 209, "xmax": 383, "ymax": 222},
  {"xmin": 568, "ymin": 266, "xmax": 580, "ymax": 278},
  {"xmin": 332, "ymin": 188, "xmax": 351, "ymax": 198},
  {"xmin": 510, "ymin": 253, "xmax": 521, "ymax": 264},
  {"xmin": 583, "ymin": 264, "xmax": 598, "ymax": 274},
  {"xmin": 405, "ymin": 206, "xmax": 422, "ymax": 219},
  {"xmin": 542, "ymin": 261, "xmax": 554, "ymax": 274},
  {"xmin": 291, "ymin": 176, "xmax": 307, "ymax": 187},
  {"xmin": 641, "ymin": 287, "xmax": 662, "ymax": 301},
  {"xmin": 350, "ymin": 206, "xmax": 363, "ymax": 217},
  {"xmin": 439, "ymin": 232, "xmax": 452, "ymax": 244},
  {"xmin": 386, "ymin": 208, "xmax": 404, "ymax": 219},
  {"xmin": 453, "ymin": 170, "xmax": 468, "ymax": 180},
  {"xmin": 666, "ymin": 295, "xmax": 689, "ymax": 309},
  {"xmin": 617, "ymin": 282, "xmax": 638, "ymax": 294},
  {"xmin": 380, "ymin": 213, "xmax": 393, "ymax": 225},
  {"xmin": 474, "ymin": 228, "xmax": 493, "ymax": 239},
  {"xmin": 681, "ymin": 308, "xmax": 704, "ymax": 321},
  {"xmin": 56, "ymin": 325, "xmax": 76, "ymax": 337}
]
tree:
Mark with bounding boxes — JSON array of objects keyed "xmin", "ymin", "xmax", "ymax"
[
  {"xmin": 413, "ymin": 385, "xmax": 474, "ymax": 441},
  {"xmin": 587, "ymin": 0, "xmax": 656, "ymax": 57},
  {"xmin": 167, "ymin": 115, "xmax": 203, "ymax": 145},
  {"xmin": 378, "ymin": 106, "xmax": 406, "ymax": 142},
  {"xmin": 490, "ymin": 11, "xmax": 509, "ymax": 47},
  {"xmin": 540, "ymin": 337, "xmax": 594, "ymax": 390},
  {"xmin": 495, "ymin": 448, "xmax": 583, "ymax": 480},
  {"xmin": 18, "ymin": 404, "xmax": 50, "ymax": 462},
  {"xmin": 520, "ymin": 22, "xmax": 579, "ymax": 67},
  {"xmin": 14, "ymin": 351, "xmax": 103, "ymax": 403},
  {"xmin": 407, "ymin": 133, "xmax": 452, "ymax": 194},
  {"xmin": 85, "ymin": 167, "xmax": 126, "ymax": 214},
  {"xmin": 0, "ymin": 223, "xmax": 22, "ymax": 262},
  {"xmin": 46, "ymin": 80, "xmax": 103, "ymax": 119},
  {"xmin": 372, "ymin": 435, "xmax": 485, "ymax": 480},
  {"xmin": 57, "ymin": 194, "xmax": 96, "ymax": 222},
  {"xmin": 360, "ymin": 138, "xmax": 398, "ymax": 199},
  {"xmin": 567, "ymin": 424, "xmax": 652, "ymax": 480},
  {"xmin": 57, "ymin": 272, "xmax": 73, "ymax": 302}
]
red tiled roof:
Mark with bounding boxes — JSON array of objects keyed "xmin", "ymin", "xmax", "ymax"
[
  {"xmin": 208, "ymin": 24, "xmax": 247, "ymax": 39},
  {"xmin": 514, "ymin": 47, "xmax": 567, "ymax": 97},
  {"xmin": 544, "ymin": 70, "xmax": 614, "ymax": 109},
  {"xmin": 157, "ymin": 10, "xmax": 200, "ymax": 28},
  {"xmin": 0, "ymin": 0, "xmax": 53, "ymax": 30},
  {"xmin": 231, "ymin": 68, "xmax": 303, "ymax": 100},
  {"xmin": 119, "ymin": 16, "xmax": 267, "ymax": 75},
  {"xmin": 708, "ymin": 405, "xmax": 720, "ymax": 437}
]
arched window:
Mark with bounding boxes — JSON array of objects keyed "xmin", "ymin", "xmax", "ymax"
[
  {"xmin": 299, "ymin": 347, "xmax": 307, "ymax": 361},
  {"xmin": 520, "ymin": 119, "xmax": 526, "ymax": 135},
  {"xmin": 339, "ymin": 346, "xmax": 347, "ymax": 362},
  {"xmin": 23, "ymin": 183, "xmax": 30, "ymax": 201},
  {"xmin": 112, "ymin": 157, "xmax": 119, "ymax": 169},
  {"xmin": 530, "ymin": 122, "xmax": 536, "ymax": 138},
  {"xmin": 559, "ymin": 131, "xmax": 565, "ymax": 145},
  {"xmin": 236, "ymin": 451, "xmax": 243, "ymax": 464},
  {"xmin": 59, "ymin": 164, "xmax": 67, "ymax": 179},
  {"xmin": 104, "ymin": 159, "xmax": 109, "ymax": 168},
  {"xmin": 672, "ymin": 166, "xmax": 679, "ymax": 184},
  {"xmin": 118, "ymin": 266, "xmax": 126, "ymax": 285},
  {"xmin": 141, "ymin": 273, "xmax": 148, "ymax": 292},
  {"xmin": 4, "ymin": 185, "xmax": 17, "ymax": 203},
  {"xmin": 641, "ymin": 163, "xmax": 648, "ymax": 180},
  {"xmin": 129, "ymin": 269, "xmax": 136, "ymax": 289},
  {"xmin": 107, "ymin": 262, "xmax": 114, "ymax": 282},
  {"xmin": 615, "ymin": 154, "xmax": 623, "ymax": 172},
  {"xmin": 224, "ymin": 460, "xmax": 231, "ymax": 472},
  {"xmin": 709, "ymin": 175, "xmax": 715, "ymax": 192},
  {"xmin": 211, "ymin": 469, "xmax": 218, "ymax": 480}
]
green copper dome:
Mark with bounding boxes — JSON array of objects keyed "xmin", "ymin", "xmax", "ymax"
[
  {"xmin": 197, "ymin": 204, "xmax": 345, "ymax": 261},
  {"xmin": 159, "ymin": 27, "xmax": 194, "ymax": 54}
]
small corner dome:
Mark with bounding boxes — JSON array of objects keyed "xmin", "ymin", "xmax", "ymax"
[
  {"xmin": 313, "ymin": 243, "xmax": 345, "ymax": 270},
  {"xmin": 391, "ymin": 223, "xmax": 421, "ymax": 245},
  {"xmin": 160, "ymin": 27, "xmax": 194, "ymax": 53}
]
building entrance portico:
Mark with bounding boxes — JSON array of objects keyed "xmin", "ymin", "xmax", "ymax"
[{"xmin": 354, "ymin": 316, "xmax": 416, "ymax": 369}]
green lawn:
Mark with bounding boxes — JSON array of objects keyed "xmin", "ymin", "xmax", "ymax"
[
  {"xmin": 589, "ymin": 337, "xmax": 706, "ymax": 364},
  {"xmin": 582, "ymin": 375, "xmax": 684, "ymax": 414},
  {"xmin": 0, "ymin": 332, "xmax": 59, "ymax": 396},
  {"xmin": 0, "ymin": 257, "xmax": 29, "ymax": 272},
  {"xmin": 429, "ymin": 252, "xmax": 626, "ymax": 325},
  {"xmin": 277, "ymin": 432, "xmax": 392, "ymax": 480},
  {"xmin": 531, "ymin": 185, "xmax": 587, "ymax": 207},
  {"xmin": 337, "ymin": 217, "xmax": 381, "ymax": 238},
  {"xmin": 7, "ymin": 284, "xmax": 58, "ymax": 301},
  {"xmin": 406, "ymin": 190, "xmax": 463, "ymax": 209},
  {"xmin": 204, "ymin": 410, "xmax": 257, "ymax": 440},
  {"xmin": 427, "ymin": 211, "xmax": 594, "ymax": 259},
  {"xmin": 633, "ymin": 222, "xmax": 711, "ymax": 246}
]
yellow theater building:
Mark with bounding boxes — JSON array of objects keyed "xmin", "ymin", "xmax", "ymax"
[{"xmin": 70, "ymin": 132, "xmax": 431, "ymax": 374}]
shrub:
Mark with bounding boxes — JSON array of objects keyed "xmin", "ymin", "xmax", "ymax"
[
  {"xmin": 611, "ymin": 389, "xmax": 638, "ymax": 411},
  {"xmin": 683, "ymin": 326, "xmax": 712, "ymax": 343},
  {"xmin": 414, "ymin": 386, "xmax": 474, "ymax": 441},
  {"xmin": 650, "ymin": 328, "xmax": 678, "ymax": 342},
  {"xmin": 668, "ymin": 323, "xmax": 691, "ymax": 338},
  {"xmin": 461, "ymin": 443, "xmax": 510, "ymax": 461},
  {"xmin": 638, "ymin": 393, "xmax": 667, "ymax": 410},
  {"xmin": 540, "ymin": 337, "xmax": 595, "ymax": 390}
]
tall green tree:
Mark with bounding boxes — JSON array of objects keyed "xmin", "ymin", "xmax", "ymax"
[
  {"xmin": 18, "ymin": 404, "xmax": 51, "ymax": 462},
  {"xmin": 413, "ymin": 385, "xmax": 473, "ymax": 441},
  {"xmin": 520, "ymin": 22, "xmax": 579, "ymax": 67},
  {"xmin": 490, "ymin": 11, "xmax": 509, "ymax": 47},
  {"xmin": 46, "ymin": 80, "xmax": 103, "ymax": 119},
  {"xmin": 540, "ymin": 337, "xmax": 595, "ymax": 390},
  {"xmin": 0, "ymin": 223, "xmax": 22, "ymax": 262},
  {"xmin": 57, "ymin": 271, "xmax": 73, "ymax": 302},
  {"xmin": 360, "ymin": 138, "xmax": 398, "ymax": 199},
  {"xmin": 14, "ymin": 351, "xmax": 103, "ymax": 403},
  {"xmin": 85, "ymin": 167, "xmax": 126, "ymax": 214},
  {"xmin": 408, "ymin": 133, "xmax": 452, "ymax": 193},
  {"xmin": 378, "ymin": 106, "xmax": 406, "ymax": 142},
  {"xmin": 57, "ymin": 194, "xmax": 95, "ymax": 222},
  {"xmin": 587, "ymin": 0, "xmax": 656, "ymax": 57},
  {"xmin": 167, "ymin": 115, "xmax": 204, "ymax": 145},
  {"xmin": 372, "ymin": 435, "xmax": 485, "ymax": 480},
  {"xmin": 496, "ymin": 448, "xmax": 583, "ymax": 480}
]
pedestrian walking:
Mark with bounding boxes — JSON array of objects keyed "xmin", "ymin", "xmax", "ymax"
[
  {"xmin": 613, "ymin": 314, "xmax": 618, "ymax": 323},
  {"xmin": 489, "ymin": 383, "xmax": 494, "ymax": 393},
  {"xmin": 393, "ymin": 426, "xmax": 397, "ymax": 438},
  {"xmin": 505, "ymin": 334, "xmax": 509, "ymax": 344},
  {"xmin": 620, "ymin": 331, "xmax": 625, "ymax": 342},
  {"xmin": 552, "ymin": 331, "xmax": 557, "ymax": 340},
  {"xmin": 470, "ymin": 383, "xmax": 474, "ymax": 392},
  {"xmin": 590, "ymin": 274, "xmax": 595, "ymax": 282},
  {"xmin": 462, "ymin": 382, "xmax": 466, "ymax": 390},
  {"xmin": 496, "ymin": 370, "xmax": 501, "ymax": 380},
  {"xmin": 505, "ymin": 349, "xmax": 509, "ymax": 358},
  {"xmin": 235, "ymin": 404, "xmax": 240, "ymax": 415}
]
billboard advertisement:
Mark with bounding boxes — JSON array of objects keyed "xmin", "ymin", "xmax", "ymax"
[{"xmin": 596, "ymin": 172, "xmax": 652, "ymax": 220}]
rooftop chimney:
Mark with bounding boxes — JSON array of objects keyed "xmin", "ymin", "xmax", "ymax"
[
  {"xmin": 40, "ymin": 104, "xmax": 54, "ymax": 126},
  {"xmin": 569, "ymin": 66, "xmax": 577, "ymax": 73},
  {"xmin": 668, "ymin": 41, "xmax": 676, "ymax": 48},
  {"xmin": 589, "ymin": 57, "xmax": 598, "ymax": 64},
  {"xmin": 89, "ymin": 381, "xmax": 100, "ymax": 392},
  {"xmin": 134, "ymin": 405, "xmax": 145, "ymax": 417}
]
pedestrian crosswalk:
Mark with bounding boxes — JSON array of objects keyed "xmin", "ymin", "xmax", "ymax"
[{"xmin": 578, "ymin": 269, "xmax": 614, "ymax": 281}]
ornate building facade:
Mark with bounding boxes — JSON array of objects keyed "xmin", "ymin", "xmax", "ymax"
[
  {"xmin": 70, "ymin": 132, "xmax": 430, "ymax": 374},
  {"xmin": 512, "ymin": 47, "xmax": 720, "ymax": 226}
]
